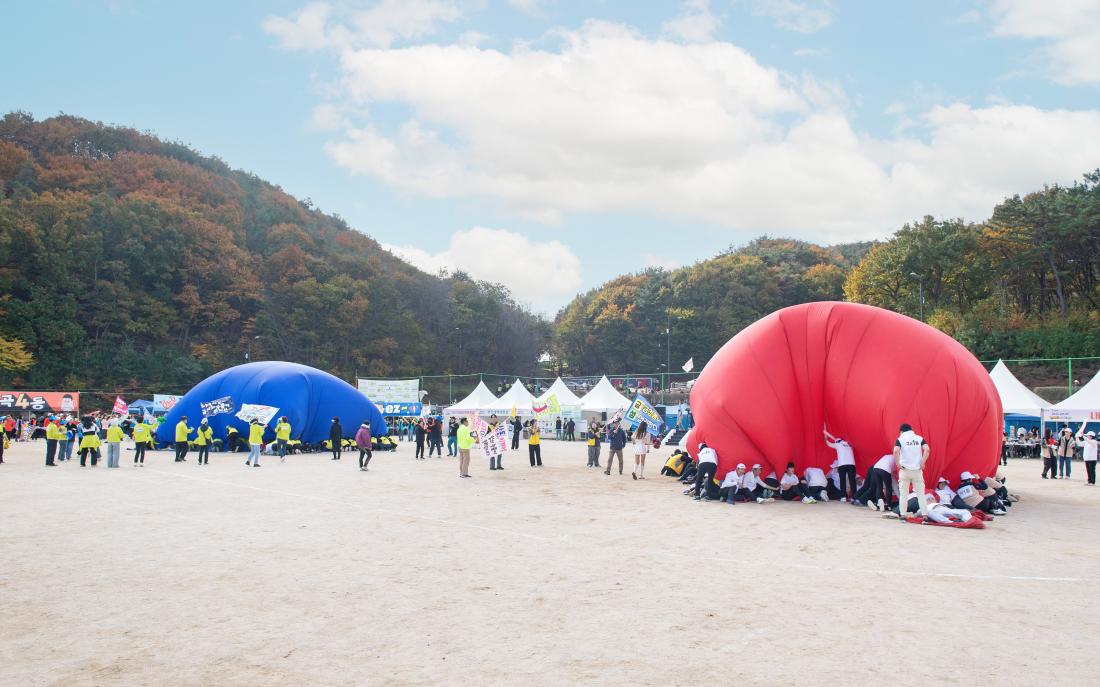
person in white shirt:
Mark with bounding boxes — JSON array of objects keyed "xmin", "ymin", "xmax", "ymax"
[
  {"xmin": 1076, "ymin": 428, "xmax": 1097, "ymax": 486},
  {"xmin": 934, "ymin": 477, "xmax": 956, "ymax": 504},
  {"xmin": 778, "ymin": 462, "xmax": 814, "ymax": 503},
  {"xmin": 823, "ymin": 428, "xmax": 857, "ymax": 501},
  {"xmin": 743, "ymin": 464, "xmax": 774, "ymax": 503},
  {"xmin": 723, "ymin": 463, "xmax": 753, "ymax": 504},
  {"xmin": 911, "ymin": 492, "xmax": 972, "ymax": 524},
  {"xmin": 859, "ymin": 453, "xmax": 897, "ymax": 511},
  {"xmin": 687, "ymin": 443, "xmax": 719, "ymax": 500},
  {"xmin": 893, "ymin": 423, "xmax": 930, "ymax": 520},
  {"xmin": 717, "ymin": 467, "xmax": 741, "ymax": 503},
  {"xmin": 802, "ymin": 465, "xmax": 829, "ymax": 502}
]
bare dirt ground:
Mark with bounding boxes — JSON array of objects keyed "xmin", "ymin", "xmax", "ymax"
[{"xmin": 2, "ymin": 438, "xmax": 1098, "ymax": 686}]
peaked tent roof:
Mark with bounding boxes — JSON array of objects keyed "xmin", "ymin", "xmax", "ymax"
[
  {"xmin": 486, "ymin": 379, "xmax": 537, "ymax": 414},
  {"xmin": 446, "ymin": 381, "xmax": 500, "ymax": 414},
  {"xmin": 1054, "ymin": 369, "xmax": 1100, "ymax": 413},
  {"xmin": 989, "ymin": 360, "xmax": 1051, "ymax": 416},
  {"xmin": 579, "ymin": 375, "xmax": 632, "ymax": 413},
  {"xmin": 536, "ymin": 377, "xmax": 583, "ymax": 406}
]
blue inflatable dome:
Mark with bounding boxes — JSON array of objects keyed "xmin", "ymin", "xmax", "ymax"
[{"xmin": 155, "ymin": 361, "xmax": 387, "ymax": 444}]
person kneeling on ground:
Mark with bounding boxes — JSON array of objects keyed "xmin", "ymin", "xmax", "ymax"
[
  {"xmin": 662, "ymin": 449, "xmax": 690, "ymax": 477},
  {"xmin": 858, "ymin": 452, "xmax": 897, "ymax": 511},
  {"xmin": 778, "ymin": 463, "xmax": 814, "ymax": 502},
  {"xmin": 686, "ymin": 443, "xmax": 719, "ymax": 500},
  {"xmin": 802, "ymin": 465, "xmax": 829, "ymax": 502}
]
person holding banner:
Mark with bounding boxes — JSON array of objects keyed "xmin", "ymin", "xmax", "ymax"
[
  {"xmin": 631, "ymin": 421, "xmax": 651, "ymax": 480},
  {"xmin": 246, "ymin": 419, "xmax": 264, "ymax": 467},
  {"xmin": 195, "ymin": 418, "xmax": 214, "ymax": 465}
]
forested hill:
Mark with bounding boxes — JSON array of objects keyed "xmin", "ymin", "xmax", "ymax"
[
  {"xmin": 552, "ymin": 172, "xmax": 1100, "ymax": 377},
  {"xmin": 0, "ymin": 113, "xmax": 549, "ymax": 392}
]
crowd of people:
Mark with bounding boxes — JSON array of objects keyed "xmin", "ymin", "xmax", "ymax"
[{"xmin": 659, "ymin": 422, "xmax": 1033, "ymax": 526}]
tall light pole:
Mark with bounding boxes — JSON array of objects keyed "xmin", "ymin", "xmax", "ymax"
[
  {"xmin": 908, "ymin": 272, "xmax": 924, "ymax": 322},
  {"xmin": 245, "ymin": 335, "xmax": 261, "ymax": 362}
]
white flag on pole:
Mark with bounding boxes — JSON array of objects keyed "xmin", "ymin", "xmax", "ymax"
[{"xmin": 682, "ymin": 357, "xmax": 694, "ymax": 373}]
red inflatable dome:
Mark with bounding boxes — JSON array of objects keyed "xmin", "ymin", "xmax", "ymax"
[{"xmin": 687, "ymin": 302, "xmax": 1002, "ymax": 486}]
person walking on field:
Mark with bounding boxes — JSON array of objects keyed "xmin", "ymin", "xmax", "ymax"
[
  {"xmin": 631, "ymin": 421, "xmax": 651, "ymax": 480},
  {"xmin": 195, "ymin": 418, "xmax": 214, "ymax": 465},
  {"xmin": 604, "ymin": 420, "xmax": 627, "ymax": 476},
  {"xmin": 174, "ymin": 416, "xmax": 192, "ymax": 462},
  {"xmin": 132, "ymin": 417, "xmax": 152, "ymax": 466},
  {"xmin": 274, "ymin": 416, "xmax": 292, "ymax": 462},
  {"xmin": 894, "ymin": 423, "xmax": 930, "ymax": 521},
  {"xmin": 105, "ymin": 418, "xmax": 124, "ymax": 468},
  {"xmin": 246, "ymin": 419, "xmax": 264, "ymax": 467},
  {"xmin": 528, "ymin": 422, "xmax": 542, "ymax": 467},
  {"xmin": 330, "ymin": 417, "xmax": 343, "ymax": 461},
  {"xmin": 355, "ymin": 422, "xmax": 373, "ymax": 471},
  {"xmin": 457, "ymin": 417, "xmax": 474, "ymax": 478}
]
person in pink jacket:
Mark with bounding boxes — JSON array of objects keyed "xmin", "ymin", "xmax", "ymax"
[{"xmin": 355, "ymin": 422, "xmax": 373, "ymax": 472}]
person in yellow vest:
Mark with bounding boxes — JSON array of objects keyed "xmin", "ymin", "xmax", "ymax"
[
  {"xmin": 174, "ymin": 416, "xmax": 192, "ymax": 462},
  {"xmin": 105, "ymin": 418, "xmax": 125, "ymax": 468},
  {"xmin": 528, "ymin": 422, "xmax": 542, "ymax": 467},
  {"xmin": 132, "ymin": 418, "xmax": 152, "ymax": 466},
  {"xmin": 456, "ymin": 417, "xmax": 474, "ymax": 478},
  {"xmin": 194, "ymin": 418, "xmax": 214, "ymax": 465},
  {"xmin": 246, "ymin": 419, "xmax": 264, "ymax": 467},
  {"xmin": 274, "ymin": 416, "xmax": 292, "ymax": 462},
  {"xmin": 44, "ymin": 416, "xmax": 62, "ymax": 466},
  {"xmin": 78, "ymin": 416, "xmax": 101, "ymax": 467}
]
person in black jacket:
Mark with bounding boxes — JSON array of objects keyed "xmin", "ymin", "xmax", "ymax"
[
  {"xmin": 414, "ymin": 419, "xmax": 426, "ymax": 459},
  {"xmin": 329, "ymin": 417, "xmax": 343, "ymax": 460},
  {"xmin": 428, "ymin": 418, "xmax": 443, "ymax": 457},
  {"xmin": 511, "ymin": 417, "xmax": 522, "ymax": 450}
]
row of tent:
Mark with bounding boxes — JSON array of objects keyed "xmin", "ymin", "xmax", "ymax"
[
  {"xmin": 989, "ymin": 359, "xmax": 1100, "ymax": 418},
  {"xmin": 445, "ymin": 376, "xmax": 633, "ymax": 416}
]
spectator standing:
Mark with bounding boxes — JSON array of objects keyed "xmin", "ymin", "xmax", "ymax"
[
  {"xmin": 355, "ymin": 422, "xmax": 373, "ymax": 471},
  {"xmin": 105, "ymin": 418, "xmax": 124, "ymax": 468},
  {"xmin": 894, "ymin": 423, "xmax": 930, "ymax": 521},
  {"xmin": 330, "ymin": 417, "xmax": 343, "ymax": 461},
  {"xmin": 447, "ymin": 418, "xmax": 459, "ymax": 456},
  {"xmin": 604, "ymin": 421, "xmax": 627, "ymax": 476},
  {"xmin": 457, "ymin": 418, "xmax": 474, "ymax": 477},
  {"xmin": 1056, "ymin": 428, "xmax": 1076, "ymax": 479},
  {"xmin": 274, "ymin": 416, "xmax": 291, "ymax": 462}
]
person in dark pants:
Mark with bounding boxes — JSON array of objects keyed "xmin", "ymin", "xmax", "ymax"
[
  {"xmin": 566, "ymin": 418, "xmax": 576, "ymax": 441},
  {"xmin": 414, "ymin": 419, "xmax": 426, "ymax": 459},
  {"xmin": 857, "ymin": 453, "xmax": 896, "ymax": 510},
  {"xmin": 689, "ymin": 444, "xmax": 719, "ymax": 500},
  {"xmin": 78, "ymin": 416, "xmax": 100, "ymax": 467},
  {"xmin": 355, "ymin": 422, "xmax": 373, "ymax": 471},
  {"xmin": 44, "ymin": 416, "xmax": 60, "ymax": 466},
  {"xmin": 174, "ymin": 416, "xmax": 192, "ymax": 462},
  {"xmin": 528, "ymin": 423, "xmax": 542, "ymax": 466},
  {"xmin": 428, "ymin": 418, "xmax": 443, "ymax": 457},
  {"xmin": 511, "ymin": 417, "xmax": 522, "ymax": 450},
  {"xmin": 195, "ymin": 418, "xmax": 213, "ymax": 465},
  {"xmin": 447, "ymin": 418, "xmax": 459, "ymax": 456},
  {"xmin": 330, "ymin": 417, "xmax": 343, "ymax": 460}
]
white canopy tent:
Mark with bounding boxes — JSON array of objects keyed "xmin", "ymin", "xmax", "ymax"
[
  {"xmin": 536, "ymin": 378, "xmax": 583, "ymax": 407},
  {"xmin": 989, "ymin": 360, "xmax": 1052, "ymax": 416},
  {"xmin": 1053, "ymin": 369, "xmax": 1100, "ymax": 420},
  {"xmin": 444, "ymin": 381, "xmax": 500, "ymax": 416},
  {"xmin": 486, "ymin": 379, "xmax": 537, "ymax": 416},
  {"xmin": 579, "ymin": 376, "xmax": 631, "ymax": 414}
]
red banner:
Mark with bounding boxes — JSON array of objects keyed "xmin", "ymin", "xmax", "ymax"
[{"xmin": 0, "ymin": 391, "xmax": 80, "ymax": 414}]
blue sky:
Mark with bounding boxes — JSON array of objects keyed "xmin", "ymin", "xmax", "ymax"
[{"xmin": 3, "ymin": 1, "xmax": 1099, "ymax": 314}]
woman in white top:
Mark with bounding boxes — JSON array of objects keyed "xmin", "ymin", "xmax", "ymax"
[{"xmin": 631, "ymin": 421, "xmax": 651, "ymax": 480}]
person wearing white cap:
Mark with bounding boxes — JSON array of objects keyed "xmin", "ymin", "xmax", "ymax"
[
  {"xmin": 1055, "ymin": 427, "xmax": 1076, "ymax": 479},
  {"xmin": 1075, "ymin": 427, "xmax": 1097, "ymax": 485},
  {"xmin": 934, "ymin": 477, "xmax": 956, "ymax": 504},
  {"xmin": 723, "ymin": 463, "xmax": 752, "ymax": 504},
  {"xmin": 894, "ymin": 423, "xmax": 930, "ymax": 521},
  {"xmin": 716, "ymin": 466, "xmax": 741, "ymax": 503},
  {"xmin": 953, "ymin": 472, "xmax": 1006, "ymax": 515},
  {"xmin": 802, "ymin": 465, "xmax": 829, "ymax": 502},
  {"xmin": 823, "ymin": 428, "xmax": 857, "ymax": 502},
  {"xmin": 738, "ymin": 464, "xmax": 773, "ymax": 503}
]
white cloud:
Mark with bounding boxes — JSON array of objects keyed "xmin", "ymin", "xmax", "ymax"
[
  {"xmin": 748, "ymin": 0, "xmax": 833, "ymax": 34},
  {"xmin": 506, "ymin": 0, "xmax": 541, "ymax": 16},
  {"xmin": 989, "ymin": 0, "xmax": 1100, "ymax": 85},
  {"xmin": 382, "ymin": 227, "xmax": 582, "ymax": 312},
  {"xmin": 792, "ymin": 47, "xmax": 827, "ymax": 57},
  {"xmin": 643, "ymin": 254, "xmax": 683, "ymax": 271},
  {"xmin": 272, "ymin": 8, "xmax": 1100, "ymax": 245},
  {"xmin": 662, "ymin": 0, "xmax": 720, "ymax": 43},
  {"xmin": 263, "ymin": 0, "xmax": 465, "ymax": 51}
]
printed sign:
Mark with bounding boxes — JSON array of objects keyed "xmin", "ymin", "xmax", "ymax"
[
  {"xmin": 357, "ymin": 378, "xmax": 420, "ymax": 403},
  {"xmin": 623, "ymin": 394, "xmax": 663, "ymax": 436},
  {"xmin": 533, "ymin": 394, "xmax": 561, "ymax": 417},
  {"xmin": 235, "ymin": 404, "xmax": 280, "ymax": 425},
  {"xmin": 376, "ymin": 402, "xmax": 423, "ymax": 417},
  {"xmin": 152, "ymin": 394, "xmax": 182, "ymax": 413},
  {"xmin": 0, "ymin": 391, "xmax": 79, "ymax": 414},
  {"xmin": 479, "ymin": 423, "xmax": 509, "ymax": 457},
  {"xmin": 200, "ymin": 396, "xmax": 235, "ymax": 417}
]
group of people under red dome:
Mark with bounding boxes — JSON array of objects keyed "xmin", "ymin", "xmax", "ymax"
[{"xmin": 664, "ymin": 422, "xmax": 1020, "ymax": 527}]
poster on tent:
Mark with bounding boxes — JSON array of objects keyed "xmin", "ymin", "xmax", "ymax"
[
  {"xmin": 200, "ymin": 396, "xmax": 235, "ymax": 418},
  {"xmin": 357, "ymin": 378, "xmax": 420, "ymax": 403},
  {"xmin": 152, "ymin": 394, "xmax": 181, "ymax": 413},
  {"xmin": 376, "ymin": 402, "xmax": 423, "ymax": 416},
  {"xmin": 479, "ymin": 423, "xmax": 508, "ymax": 457},
  {"xmin": 623, "ymin": 395, "xmax": 663, "ymax": 435},
  {"xmin": 236, "ymin": 404, "xmax": 280, "ymax": 425},
  {"xmin": 532, "ymin": 394, "xmax": 561, "ymax": 417}
]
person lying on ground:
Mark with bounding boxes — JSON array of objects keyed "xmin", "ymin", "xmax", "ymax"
[{"xmin": 886, "ymin": 492, "xmax": 974, "ymax": 524}]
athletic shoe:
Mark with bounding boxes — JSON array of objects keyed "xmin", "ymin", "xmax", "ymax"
[
  {"xmin": 867, "ymin": 500, "xmax": 880, "ymax": 511},
  {"xmin": 632, "ymin": 473, "xmax": 637, "ymax": 480},
  {"xmin": 765, "ymin": 497, "xmax": 775, "ymax": 503},
  {"xmin": 877, "ymin": 498, "xmax": 886, "ymax": 511},
  {"xmin": 991, "ymin": 508, "xmax": 1007, "ymax": 515},
  {"xmin": 805, "ymin": 497, "xmax": 816, "ymax": 503},
  {"xmin": 801, "ymin": 496, "xmax": 811, "ymax": 503},
  {"xmin": 252, "ymin": 463, "xmax": 260, "ymax": 467},
  {"xmin": 840, "ymin": 497, "xmax": 847, "ymax": 503},
  {"xmin": 819, "ymin": 494, "xmax": 829, "ymax": 502},
  {"xmin": 756, "ymin": 497, "xmax": 764, "ymax": 503},
  {"xmin": 693, "ymin": 495, "xmax": 702, "ymax": 501}
]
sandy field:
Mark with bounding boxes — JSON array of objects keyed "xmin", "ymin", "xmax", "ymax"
[{"xmin": 2, "ymin": 438, "xmax": 1098, "ymax": 687}]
